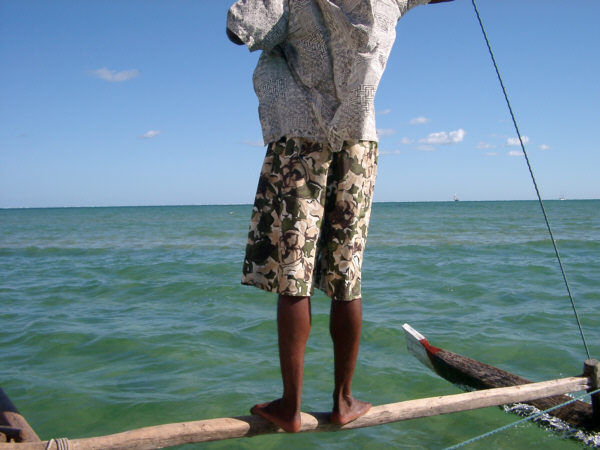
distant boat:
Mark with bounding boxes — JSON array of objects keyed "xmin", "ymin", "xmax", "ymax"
[
  {"xmin": 559, "ymin": 194, "xmax": 566, "ymax": 201},
  {"xmin": 453, "ymin": 194, "xmax": 459, "ymax": 202}
]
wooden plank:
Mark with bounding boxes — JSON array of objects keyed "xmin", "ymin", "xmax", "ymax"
[
  {"xmin": 0, "ymin": 376, "xmax": 589, "ymax": 450},
  {"xmin": 0, "ymin": 388, "xmax": 40, "ymax": 443},
  {"xmin": 402, "ymin": 324, "xmax": 598, "ymax": 431}
]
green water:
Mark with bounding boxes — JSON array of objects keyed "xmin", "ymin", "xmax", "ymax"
[{"xmin": 1, "ymin": 201, "xmax": 598, "ymax": 448}]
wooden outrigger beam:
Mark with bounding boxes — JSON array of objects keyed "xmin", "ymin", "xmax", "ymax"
[
  {"xmin": 2, "ymin": 327, "xmax": 597, "ymax": 449},
  {"xmin": 0, "ymin": 375, "xmax": 592, "ymax": 449},
  {"xmin": 402, "ymin": 323, "xmax": 600, "ymax": 432}
]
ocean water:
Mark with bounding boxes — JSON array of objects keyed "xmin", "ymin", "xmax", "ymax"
[{"xmin": 1, "ymin": 201, "xmax": 598, "ymax": 449}]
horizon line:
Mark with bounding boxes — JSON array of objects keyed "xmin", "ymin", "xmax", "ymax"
[{"xmin": 2, "ymin": 198, "xmax": 598, "ymax": 210}]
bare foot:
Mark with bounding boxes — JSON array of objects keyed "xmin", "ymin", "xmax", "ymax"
[
  {"xmin": 250, "ymin": 398, "xmax": 302, "ymax": 433},
  {"xmin": 331, "ymin": 395, "xmax": 371, "ymax": 425}
]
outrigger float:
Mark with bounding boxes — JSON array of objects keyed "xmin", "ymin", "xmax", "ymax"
[{"xmin": 1, "ymin": 326, "xmax": 598, "ymax": 449}]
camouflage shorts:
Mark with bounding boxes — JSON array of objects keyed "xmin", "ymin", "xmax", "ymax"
[{"xmin": 242, "ymin": 137, "xmax": 378, "ymax": 301}]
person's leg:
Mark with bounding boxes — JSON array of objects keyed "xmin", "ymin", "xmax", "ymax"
[
  {"xmin": 329, "ymin": 297, "xmax": 371, "ymax": 425},
  {"xmin": 250, "ymin": 294, "xmax": 311, "ymax": 432},
  {"xmin": 316, "ymin": 141, "xmax": 376, "ymax": 424}
]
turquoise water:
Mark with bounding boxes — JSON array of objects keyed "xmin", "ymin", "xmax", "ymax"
[{"xmin": 1, "ymin": 201, "xmax": 598, "ymax": 449}]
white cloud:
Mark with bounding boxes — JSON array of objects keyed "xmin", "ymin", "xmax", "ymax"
[
  {"xmin": 419, "ymin": 128, "xmax": 466, "ymax": 145},
  {"xmin": 506, "ymin": 136, "xmax": 530, "ymax": 146},
  {"xmin": 92, "ymin": 67, "xmax": 140, "ymax": 82},
  {"xmin": 477, "ymin": 141, "xmax": 495, "ymax": 149},
  {"xmin": 377, "ymin": 128, "xmax": 396, "ymax": 136},
  {"xmin": 139, "ymin": 130, "xmax": 161, "ymax": 139},
  {"xmin": 400, "ymin": 137, "xmax": 414, "ymax": 145},
  {"xmin": 508, "ymin": 150, "xmax": 524, "ymax": 157},
  {"xmin": 379, "ymin": 149, "xmax": 402, "ymax": 155},
  {"xmin": 377, "ymin": 108, "xmax": 392, "ymax": 115},
  {"xmin": 486, "ymin": 152, "xmax": 498, "ymax": 156},
  {"xmin": 409, "ymin": 116, "xmax": 430, "ymax": 125},
  {"xmin": 244, "ymin": 140, "xmax": 265, "ymax": 147},
  {"xmin": 416, "ymin": 145, "xmax": 436, "ymax": 152},
  {"xmin": 539, "ymin": 144, "xmax": 550, "ymax": 151}
]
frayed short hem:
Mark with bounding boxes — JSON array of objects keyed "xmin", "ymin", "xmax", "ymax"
[
  {"xmin": 240, "ymin": 279, "xmax": 314, "ymax": 298},
  {"xmin": 241, "ymin": 279, "xmax": 359, "ymax": 302}
]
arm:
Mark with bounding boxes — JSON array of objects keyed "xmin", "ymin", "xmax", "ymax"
[{"xmin": 226, "ymin": 0, "xmax": 289, "ymax": 52}]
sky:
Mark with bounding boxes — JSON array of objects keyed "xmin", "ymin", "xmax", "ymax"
[{"xmin": 1, "ymin": 0, "xmax": 599, "ymax": 208}]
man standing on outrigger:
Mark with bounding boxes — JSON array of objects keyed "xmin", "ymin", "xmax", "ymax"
[{"xmin": 227, "ymin": 0, "xmax": 453, "ymax": 433}]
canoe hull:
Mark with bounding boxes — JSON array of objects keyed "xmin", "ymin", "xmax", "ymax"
[{"xmin": 402, "ymin": 324, "xmax": 598, "ymax": 432}]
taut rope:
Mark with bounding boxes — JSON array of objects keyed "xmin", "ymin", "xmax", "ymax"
[
  {"xmin": 470, "ymin": 0, "xmax": 591, "ymax": 360},
  {"xmin": 444, "ymin": 387, "xmax": 600, "ymax": 449}
]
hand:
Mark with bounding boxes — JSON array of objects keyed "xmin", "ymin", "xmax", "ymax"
[{"xmin": 226, "ymin": 27, "xmax": 244, "ymax": 45}]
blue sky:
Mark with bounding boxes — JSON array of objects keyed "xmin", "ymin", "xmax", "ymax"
[{"xmin": 1, "ymin": 0, "xmax": 598, "ymax": 208}]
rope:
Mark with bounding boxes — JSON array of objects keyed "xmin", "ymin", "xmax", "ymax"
[
  {"xmin": 470, "ymin": 0, "xmax": 591, "ymax": 360},
  {"xmin": 45, "ymin": 438, "xmax": 70, "ymax": 450},
  {"xmin": 444, "ymin": 387, "xmax": 600, "ymax": 449}
]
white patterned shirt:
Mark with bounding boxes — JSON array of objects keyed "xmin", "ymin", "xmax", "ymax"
[{"xmin": 227, "ymin": 0, "xmax": 431, "ymax": 151}]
